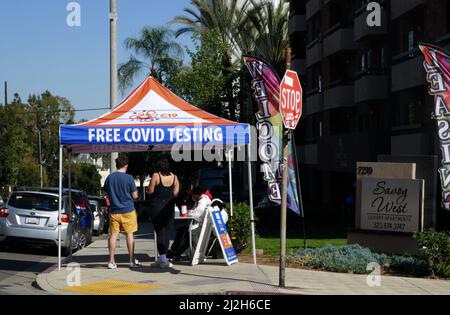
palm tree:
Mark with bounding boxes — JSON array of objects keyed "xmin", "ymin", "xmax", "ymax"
[
  {"xmin": 118, "ymin": 27, "xmax": 184, "ymax": 91},
  {"xmin": 171, "ymin": 0, "xmax": 289, "ymax": 75},
  {"xmin": 171, "ymin": 0, "xmax": 252, "ymax": 62},
  {"xmin": 242, "ymin": 0, "xmax": 290, "ymax": 75}
]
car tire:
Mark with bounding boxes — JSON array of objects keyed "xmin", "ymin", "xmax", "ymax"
[{"xmin": 78, "ymin": 233, "xmax": 87, "ymax": 250}]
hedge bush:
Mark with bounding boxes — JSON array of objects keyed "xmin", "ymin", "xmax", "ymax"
[
  {"xmin": 288, "ymin": 244, "xmax": 430, "ymax": 277},
  {"xmin": 226, "ymin": 203, "xmax": 255, "ymax": 253},
  {"xmin": 414, "ymin": 230, "xmax": 450, "ymax": 277}
]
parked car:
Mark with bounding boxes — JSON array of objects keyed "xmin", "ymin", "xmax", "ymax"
[
  {"xmin": 88, "ymin": 196, "xmax": 108, "ymax": 235},
  {"xmin": 69, "ymin": 190, "xmax": 94, "ymax": 245},
  {"xmin": 0, "ymin": 190, "xmax": 92, "ymax": 255},
  {"xmin": 24, "ymin": 187, "xmax": 94, "ymax": 246}
]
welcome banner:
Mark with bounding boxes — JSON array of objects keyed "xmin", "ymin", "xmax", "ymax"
[
  {"xmin": 243, "ymin": 55, "xmax": 302, "ymax": 216},
  {"xmin": 420, "ymin": 44, "xmax": 450, "ymax": 210}
]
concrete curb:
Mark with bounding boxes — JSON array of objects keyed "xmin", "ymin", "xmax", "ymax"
[{"xmin": 35, "ymin": 255, "xmax": 73, "ymax": 295}]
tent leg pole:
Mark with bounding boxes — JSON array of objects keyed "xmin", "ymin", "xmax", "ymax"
[
  {"xmin": 68, "ymin": 152, "xmax": 72, "ymax": 258},
  {"xmin": 228, "ymin": 150, "xmax": 233, "ymax": 217},
  {"xmin": 247, "ymin": 144, "xmax": 257, "ymax": 265},
  {"xmin": 58, "ymin": 146, "xmax": 63, "ymax": 271}
]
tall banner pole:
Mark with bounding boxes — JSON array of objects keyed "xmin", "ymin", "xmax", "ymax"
[
  {"xmin": 228, "ymin": 150, "xmax": 234, "ymax": 217},
  {"xmin": 247, "ymin": 144, "xmax": 257, "ymax": 265}
]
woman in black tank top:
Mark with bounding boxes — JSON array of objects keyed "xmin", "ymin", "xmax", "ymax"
[{"xmin": 146, "ymin": 158, "xmax": 179, "ymax": 268}]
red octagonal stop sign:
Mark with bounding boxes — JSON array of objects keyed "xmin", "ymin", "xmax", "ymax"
[{"xmin": 280, "ymin": 70, "xmax": 303, "ymax": 130}]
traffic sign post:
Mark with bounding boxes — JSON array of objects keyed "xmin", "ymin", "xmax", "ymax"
[
  {"xmin": 280, "ymin": 70, "xmax": 303, "ymax": 130},
  {"xmin": 279, "ymin": 50, "xmax": 303, "ymax": 288}
]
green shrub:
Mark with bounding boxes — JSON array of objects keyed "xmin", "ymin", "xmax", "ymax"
[
  {"xmin": 414, "ymin": 230, "xmax": 450, "ymax": 277},
  {"xmin": 288, "ymin": 244, "xmax": 430, "ymax": 277},
  {"xmin": 226, "ymin": 203, "xmax": 255, "ymax": 253}
]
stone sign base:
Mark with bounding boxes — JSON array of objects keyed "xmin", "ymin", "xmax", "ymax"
[{"xmin": 347, "ymin": 230, "xmax": 420, "ymax": 256}]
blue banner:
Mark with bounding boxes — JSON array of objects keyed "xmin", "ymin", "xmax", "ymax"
[
  {"xmin": 60, "ymin": 125, "xmax": 250, "ymax": 147},
  {"xmin": 210, "ymin": 208, "xmax": 238, "ymax": 265}
]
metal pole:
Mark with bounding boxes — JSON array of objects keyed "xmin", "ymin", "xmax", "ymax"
[
  {"xmin": 68, "ymin": 152, "xmax": 73, "ymax": 258},
  {"xmin": 58, "ymin": 146, "xmax": 63, "ymax": 271},
  {"xmin": 4, "ymin": 81, "xmax": 7, "ymax": 106},
  {"xmin": 38, "ymin": 130, "xmax": 43, "ymax": 189},
  {"xmin": 247, "ymin": 144, "xmax": 257, "ymax": 265},
  {"xmin": 228, "ymin": 150, "xmax": 234, "ymax": 217},
  {"xmin": 110, "ymin": 0, "xmax": 118, "ymax": 173},
  {"xmin": 279, "ymin": 47, "xmax": 292, "ymax": 288}
]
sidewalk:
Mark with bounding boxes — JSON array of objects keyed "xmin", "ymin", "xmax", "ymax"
[{"xmin": 36, "ymin": 224, "xmax": 450, "ymax": 295}]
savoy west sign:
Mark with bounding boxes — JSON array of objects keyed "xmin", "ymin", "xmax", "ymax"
[{"xmin": 360, "ymin": 178, "xmax": 424, "ymax": 233}]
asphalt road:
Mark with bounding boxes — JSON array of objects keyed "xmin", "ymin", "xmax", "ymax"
[{"xmin": 0, "ymin": 234, "xmax": 108, "ymax": 295}]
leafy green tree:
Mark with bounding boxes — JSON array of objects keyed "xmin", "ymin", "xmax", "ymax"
[
  {"xmin": 28, "ymin": 91, "xmax": 75, "ymax": 186},
  {"xmin": 172, "ymin": 29, "xmax": 240, "ymax": 120},
  {"xmin": 0, "ymin": 101, "xmax": 36, "ymax": 189},
  {"xmin": 118, "ymin": 26, "xmax": 184, "ymax": 91},
  {"xmin": 65, "ymin": 163, "xmax": 101, "ymax": 195}
]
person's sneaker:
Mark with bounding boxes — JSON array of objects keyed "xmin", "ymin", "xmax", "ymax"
[
  {"xmin": 150, "ymin": 260, "xmax": 173, "ymax": 268},
  {"xmin": 159, "ymin": 261, "xmax": 173, "ymax": 268},
  {"xmin": 150, "ymin": 260, "xmax": 161, "ymax": 268},
  {"xmin": 129, "ymin": 259, "xmax": 142, "ymax": 268},
  {"xmin": 108, "ymin": 262, "xmax": 117, "ymax": 270}
]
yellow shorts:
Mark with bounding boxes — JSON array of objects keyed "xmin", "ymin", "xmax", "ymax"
[{"xmin": 109, "ymin": 210, "xmax": 138, "ymax": 234}]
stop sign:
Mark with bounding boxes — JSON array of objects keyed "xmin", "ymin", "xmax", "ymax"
[{"xmin": 280, "ymin": 70, "xmax": 303, "ymax": 130}]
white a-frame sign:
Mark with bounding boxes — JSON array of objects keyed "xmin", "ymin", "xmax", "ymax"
[{"xmin": 191, "ymin": 206, "xmax": 238, "ymax": 266}]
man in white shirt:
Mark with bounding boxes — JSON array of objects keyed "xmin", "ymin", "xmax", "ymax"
[{"xmin": 168, "ymin": 186, "xmax": 211, "ymax": 260}]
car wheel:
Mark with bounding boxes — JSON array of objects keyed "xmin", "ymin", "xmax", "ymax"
[{"xmin": 78, "ymin": 233, "xmax": 87, "ymax": 250}]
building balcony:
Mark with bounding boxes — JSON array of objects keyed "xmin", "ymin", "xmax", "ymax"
[
  {"xmin": 289, "ymin": 14, "xmax": 306, "ymax": 35},
  {"xmin": 391, "ymin": 53, "xmax": 426, "ymax": 92},
  {"xmin": 324, "ymin": 27, "xmax": 358, "ymax": 57},
  {"xmin": 354, "ymin": 74, "xmax": 388, "ymax": 103},
  {"xmin": 306, "ymin": 39, "xmax": 323, "ymax": 67},
  {"xmin": 306, "ymin": 0, "xmax": 323, "ymax": 20},
  {"xmin": 317, "ymin": 131, "xmax": 390, "ymax": 172},
  {"xmin": 298, "ymin": 144, "xmax": 318, "ymax": 165},
  {"xmin": 324, "ymin": 83, "xmax": 354, "ymax": 110},
  {"xmin": 354, "ymin": 9, "xmax": 387, "ymax": 41},
  {"xmin": 391, "ymin": 133, "xmax": 431, "ymax": 155},
  {"xmin": 391, "ymin": 0, "xmax": 427, "ymax": 20},
  {"xmin": 305, "ymin": 91, "xmax": 323, "ymax": 115},
  {"xmin": 291, "ymin": 58, "xmax": 306, "ymax": 76}
]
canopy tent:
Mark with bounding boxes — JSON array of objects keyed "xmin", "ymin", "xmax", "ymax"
[{"xmin": 57, "ymin": 77, "xmax": 256, "ymax": 270}]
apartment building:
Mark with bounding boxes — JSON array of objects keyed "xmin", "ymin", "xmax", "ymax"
[{"xmin": 289, "ymin": 0, "xmax": 450, "ymax": 225}]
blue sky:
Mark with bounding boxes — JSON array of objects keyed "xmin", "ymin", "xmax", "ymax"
[{"xmin": 0, "ymin": 0, "xmax": 194, "ymax": 121}]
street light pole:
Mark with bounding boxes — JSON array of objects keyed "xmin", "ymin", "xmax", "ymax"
[
  {"xmin": 110, "ymin": 0, "xmax": 118, "ymax": 173},
  {"xmin": 37, "ymin": 129, "xmax": 43, "ymax": 189}
]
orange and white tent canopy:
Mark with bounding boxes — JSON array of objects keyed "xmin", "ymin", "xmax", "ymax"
[{"xmin": 60, "ymin": 77, "xmax": 250, "ymax": 153}]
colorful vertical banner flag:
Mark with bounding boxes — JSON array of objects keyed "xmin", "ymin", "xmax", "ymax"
[
  {"xmin": 420, "ymin": 44, "xmax": 450, "ymax": 210},
  {"xmin": 243, "ymin": 55, "xmax": 302, "ymax": 216}
]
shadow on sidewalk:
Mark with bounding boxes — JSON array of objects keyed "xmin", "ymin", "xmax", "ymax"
[{"xmin": 65, "ymin": 253, "xmax": 151, "ymax": 267}]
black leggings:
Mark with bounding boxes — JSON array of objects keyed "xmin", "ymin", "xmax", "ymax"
[{"xmin": 149, "ymin": 202, "xmax": 174, "ymax": 255}]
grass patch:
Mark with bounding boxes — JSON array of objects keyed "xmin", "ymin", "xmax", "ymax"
[{"xmin": 245, "ymin": 236, "xmax": 347, "ymax": 257}]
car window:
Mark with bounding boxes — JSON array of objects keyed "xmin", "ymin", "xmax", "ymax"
[
  {"xmin": 89, "ymin": 200, "xmax": 98, "ymax": 211},
  {"xmin": 8, "ymin": 194, "xmax": 59, "ymax": 211}
]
